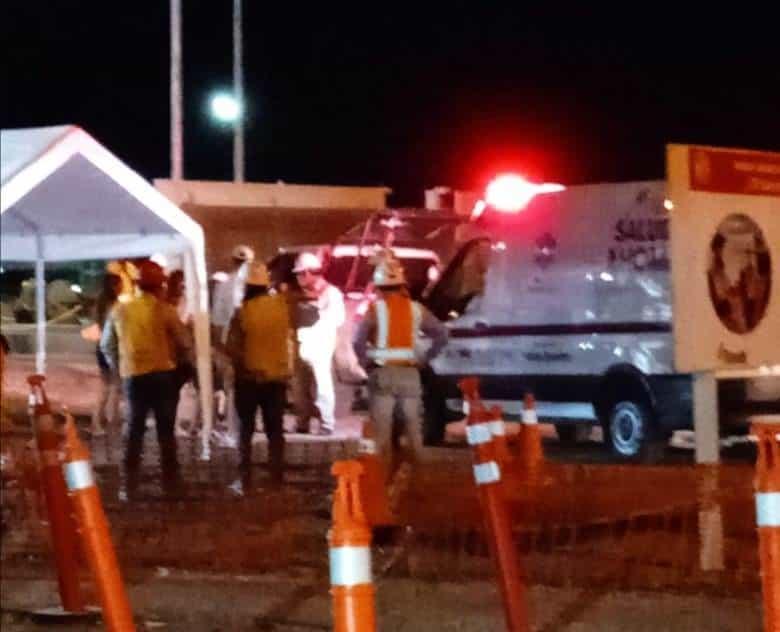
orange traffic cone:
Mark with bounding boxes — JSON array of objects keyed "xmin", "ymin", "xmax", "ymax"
[
  {"xmin": 752, "ymin": 417, "xmax": 780, "ymax": 632},
  {"xmin": 518, "ymin": 392, "xmax": 543, "ymax": 469},
  {"xmin": 26, "ymin": 375, "xmax": 86, "ymax": 618},
  {"xmin": 329, "ymin": 460, "xmax": 376, "ymax": 632},
  {"xmin": 356, "ymin": 420, "xmax": 394, "ymax": 526},
  {"xmin": 62, "ymin": 413, "xmax": 135, "ymax": 632},
  {"xmin": 465, "ymin": 404, "xmax": 529, "ymax": 631}
]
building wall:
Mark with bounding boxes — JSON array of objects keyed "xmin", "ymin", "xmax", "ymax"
[
  {"xmin": 155, "ymin": 179, "xmax": 390, "ymax": 210},
  {"xmin": 182, "ymin": 204, "xmax": 375, "ymax": 273},
  {"xmin": 154, "ymin": 179, "xmax": 390, "ymax": 272}
]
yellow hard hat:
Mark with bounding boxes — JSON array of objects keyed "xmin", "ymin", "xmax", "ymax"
[{"xmin": 246, "ymin": 262, "xmax": 270, "ymax": 287}]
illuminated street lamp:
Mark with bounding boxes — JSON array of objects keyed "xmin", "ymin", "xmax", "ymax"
[{"xmin": 210, "ymin": 92, "xmax": 242, "ymax": 123}]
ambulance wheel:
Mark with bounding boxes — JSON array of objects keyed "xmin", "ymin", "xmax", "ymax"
[{"xmin": 603, "ymin": 400, "xmax": 654, "ymax": 459}]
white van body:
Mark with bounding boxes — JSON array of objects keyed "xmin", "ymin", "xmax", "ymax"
[
  {"xmin": 423, "ymin": 179, "xmax": 779, "ymax": 456},
  {"xmin": 422, "ymin": 181, "xmax": 692, "ymax": 456}
]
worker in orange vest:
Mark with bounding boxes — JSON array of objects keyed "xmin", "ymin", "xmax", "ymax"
[{"xmin": 352, "ymin": 254, "xmax": 448, "ymax": 479}]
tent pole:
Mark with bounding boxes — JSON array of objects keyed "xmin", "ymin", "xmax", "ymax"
[
  {"xmin": 35, "ymin": 236, "xmax": 46, "ymax": 374},
  {"xmin": 184, "ymin": 248, "xmax": 214, "ymax": 461}
]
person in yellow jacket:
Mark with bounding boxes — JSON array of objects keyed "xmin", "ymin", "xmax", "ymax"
[
  {"xmin": 226, "ymin": 262, "xmax": 293, "ymax": 484},
  {"xmin": 352, "ymin": 255, "xmax": 448, "ymax": 478},
  {"xmin": 100, "ymin": 260, "xmax": 192, "ymax": 494}
]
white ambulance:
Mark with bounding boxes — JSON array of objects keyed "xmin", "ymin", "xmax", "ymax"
[{"xmin": 421, "ymin": 179, "xmax": 778, "ymax": 457}]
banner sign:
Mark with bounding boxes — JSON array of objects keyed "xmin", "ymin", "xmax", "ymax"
[{"xmin": 667, "ymin": 144, "xmax": 780, "ymax": 372}]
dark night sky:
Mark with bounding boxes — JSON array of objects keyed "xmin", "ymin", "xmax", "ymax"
[{"xmin": 3, "ymin": 3, "xmax": 779, "ymax": 205}]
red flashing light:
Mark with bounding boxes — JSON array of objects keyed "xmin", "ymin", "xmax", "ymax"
[{"xmin": 484, "ymin": 173, "xmax": 565, "ymax": 213}]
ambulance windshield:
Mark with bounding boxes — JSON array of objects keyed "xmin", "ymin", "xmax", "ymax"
[{"xmin": 425, "ymin": 239, "xmax": 491, "ymax": 321}]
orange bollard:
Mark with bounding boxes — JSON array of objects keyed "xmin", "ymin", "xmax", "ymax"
[
  {"xmin": 329, "ymin": 460, "xmax": 376, "ymax": 632},
  {"xmin": 752, "ymin": 417, "xmax": 780, "ymax": 632},
  {"xmin": 518, "ymin": 392, "xmax": 544, "ymax": 469},
  {"xmin": 466, "ymin": 406, "xmax": 529, "ymax": 631},
  {"xmin": 62, "ymin": 414, "xmax": 135, "ymax": 632},
  {"xmin": 26, "ymin": 375, "xmax": 86, "ymax": 617},
  {"xmin": 356, "ymin": 420, "xmax": 395, "ymax": 526},
  {"xmin": 458, "ymin": 378, "xmax": 512, "ymax": 466}
]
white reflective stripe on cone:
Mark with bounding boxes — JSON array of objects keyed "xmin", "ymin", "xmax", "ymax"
[
  {"xmin": 756, "ymin": 492, "xmax": 780, "ymax": 527},
  {"xmin": 40, "ymin": 449, "xmax": 60, "ymax": 467},
  {"xmin": 489, "ymin": 420, "xmax": 506, "ymax": 436},
  {"xmin": 522, "ymin": 410, "xmax": 538, "ymax": 425},
  {"xmin": 466, "ymin": 423, "xmax": 492, "ymax": 446},
  {"xmin": 473, "ymin": 461, "xmax": 501, "ymax": 485},
  {"xmin": 329, "ymin": 546, "xmax": 372, "ymax": 586},
  {"xmin": 358, "ymin": 438, "xmax": 377, "ymax": 455},
  {"xmin": 462, "ymin": 401, "xmax": 470, "ymax": 415},
  {"xmin": 64, "ymin": 460, "xmax": 94, "ymax": 491}
]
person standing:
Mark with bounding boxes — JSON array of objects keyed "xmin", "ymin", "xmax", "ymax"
[
  {"xmin": 211, "ymin": 244, "xmax": 255, "ymax": 446},
  {"xmin": 352, "ymin": 255, "xmax": 448, "ymax": 478},
  {"xmin": 89, "ymin": 272, "xmax": 123, "ymax": 436},
  {"xmin": 292, "ymin": 252, "xmax": 345, "ymax": 436},
  {"xmin": 100, "ymin": 260, "xmax": 192, "ymax": 496},
  {"xmin": 226, "ymin": 262, "xmax": 293, "ymax": 484}
]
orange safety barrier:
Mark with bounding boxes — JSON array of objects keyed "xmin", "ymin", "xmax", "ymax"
[
  {"xmin": 356, "ymin": 420, "xmax": 394, "ymax": 526},
  {"xmin": 752, "ymin": 417, "xmax": 780, "ymax": 632},
  {"xmin": 329, "ymin": 460, "xmax": 376, "ymax": 632},
  {"xmin": 26, "ymin": 375, "xmax": 85, "ymax": 616},
  {"xmin": 461, "ymin": 380, "xmax": 529, "ymax": 632},
  {"xmin": 62, "ymin": 413, "xmax": 135, "ymax": 632}
]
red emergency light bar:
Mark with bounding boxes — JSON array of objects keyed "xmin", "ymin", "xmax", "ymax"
[{"xmin": 474, "ymin": 173, "xmax": 565, "ymax": 217}]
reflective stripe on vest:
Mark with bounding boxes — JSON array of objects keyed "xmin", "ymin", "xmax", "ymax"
[{"xmin": 367, "ymin": 296, "xmax": 420, "ymax": 366}]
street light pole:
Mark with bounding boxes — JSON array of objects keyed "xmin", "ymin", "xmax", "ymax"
[
  {"xmin": 233, "ymin": 0, "xmax": 244, "ymax": 183},
  {"xmin": 170, "ymin": 0, "xmax": 183, "ymax": 181}
]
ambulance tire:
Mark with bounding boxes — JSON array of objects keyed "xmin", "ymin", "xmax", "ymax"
[{"xmin": 603, "ymin": 400, "xmax": 658, "ymax": 461}]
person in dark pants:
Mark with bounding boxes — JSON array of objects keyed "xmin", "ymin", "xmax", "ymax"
[
  {"xmin": 100, "ymin": 260, "xmax": 192, "ymax": 497},
  {"xmin": 226, "ymin": 262, "xmax": 293, "ymax": 485}
]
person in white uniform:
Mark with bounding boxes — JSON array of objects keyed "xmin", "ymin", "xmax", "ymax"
[
  {"xmin": 211, "ymin": 244, "xmax": 254, "ymax": 445},
  {"xmin": 292, "ymin": 252, "xmax": 345, "ymax": 435}
]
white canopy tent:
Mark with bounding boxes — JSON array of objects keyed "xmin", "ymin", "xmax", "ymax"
[{"xmin": 1, "ymin": 125, "xmax": 215, "ymax": 458}]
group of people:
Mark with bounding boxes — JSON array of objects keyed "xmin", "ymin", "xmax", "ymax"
[{"xmin": 91, "ymin": 242, "xmax": 448, "ymax": 496}]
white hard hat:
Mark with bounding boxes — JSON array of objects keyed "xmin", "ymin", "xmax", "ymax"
[
  {"xmin": 245, "ymin": 262, "xmax": 270, "ymax": 287},
  {"xmin": 373, "ymin": 258, "xmax": 406, "ymax": 287},
  {"xmin": 231, "ymin": 244, "xmax": 255, "ymax": 262},
  {"xmin": 292, "ymin": 252, "xmax": 323, "ymax": 274}
]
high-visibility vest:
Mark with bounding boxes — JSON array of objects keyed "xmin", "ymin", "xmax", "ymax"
[
  {"xmin": 240, "ymin": 294, "xmax": 292, "ymax": 381},
  {"xmin": 367, "ymin": 293, "xmax": 422, "ymax": 366},
  {"xmin": 113, "ymin": 293, "xmax": 176, "ymax": 378}
]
